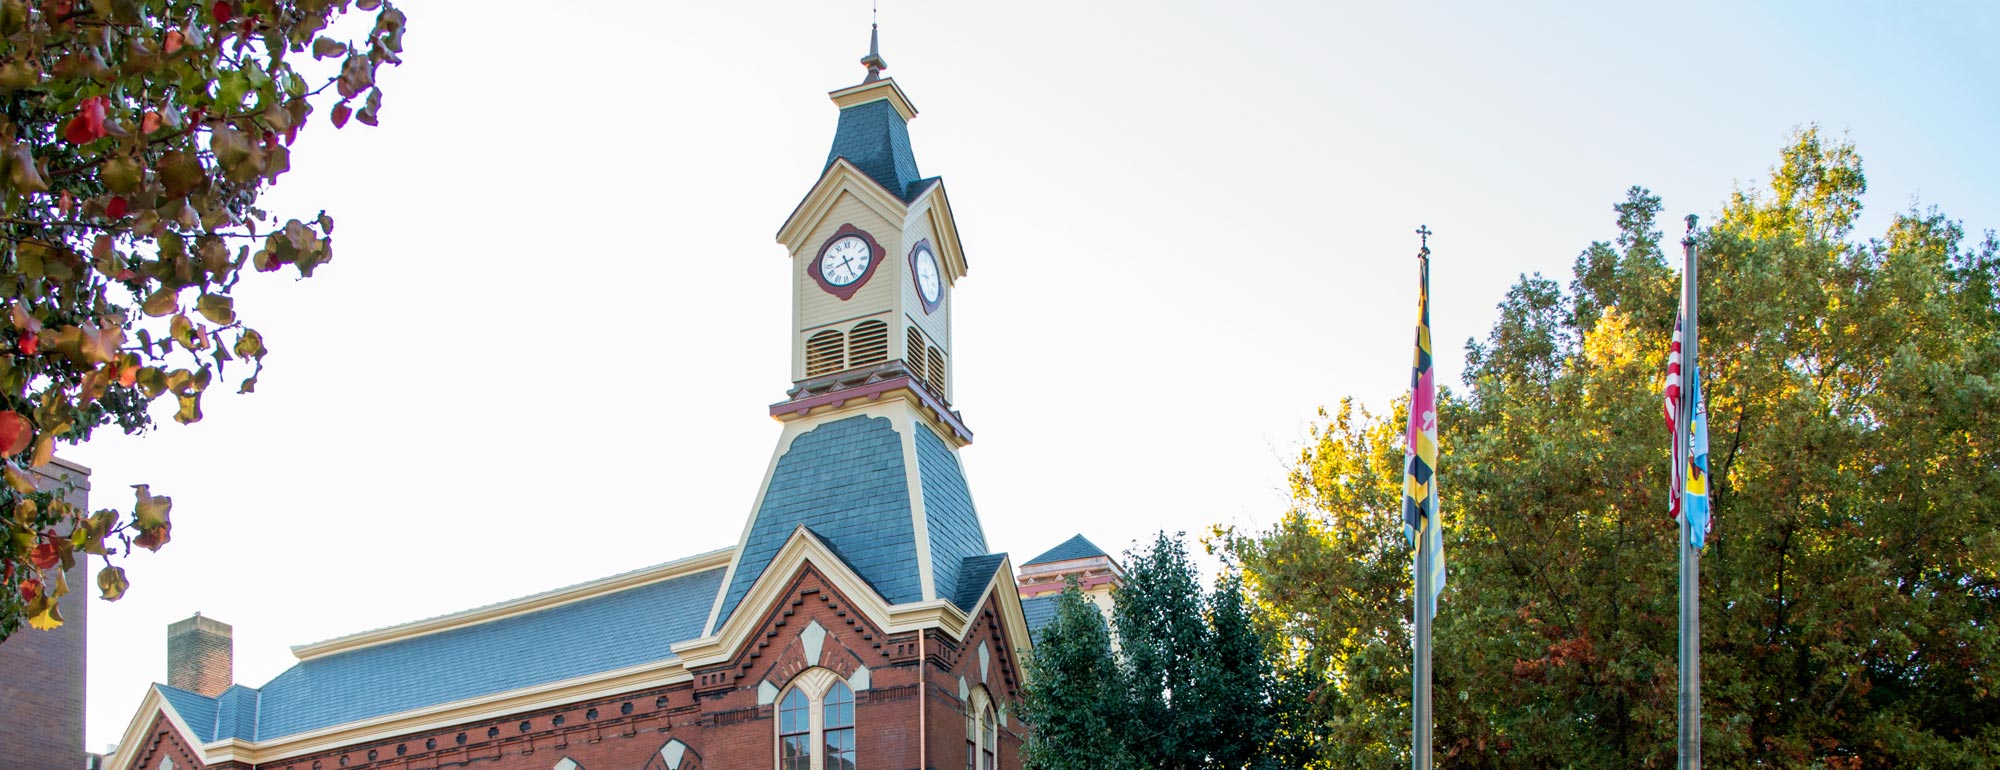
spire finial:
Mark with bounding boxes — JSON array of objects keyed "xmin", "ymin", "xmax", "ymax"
[
  {"xmin": 860, "ymin": 4, "xmax": 887, "ymax": 83},
  {"xmin": 1415, "ymin": 224, "xmax": 1433, "ymax": 258}
]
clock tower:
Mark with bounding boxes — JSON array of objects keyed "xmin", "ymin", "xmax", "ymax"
[{"xmin": 703, "ymin": 25, "xmax": 990, "ymax": 638}]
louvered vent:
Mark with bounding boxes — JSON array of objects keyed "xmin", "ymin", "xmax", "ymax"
[
  {"xmin": 806, "ymin": 331, "xmax": 845, "ymax": 377},
  {"xmin": 926, "ymin": 346, "xmax": 946, "ymax": 393},
  {"xmin": 849, "ymin": 320, "xmax": 889, "ymax": 366},
  {"xmin": 906, "ymin": 326, "xmax": 924, "ymax": 369}
]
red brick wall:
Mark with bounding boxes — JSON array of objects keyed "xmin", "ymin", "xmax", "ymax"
[{"xmin": 0, "ymin": 460, "xmax": 92, "ymax": 770}]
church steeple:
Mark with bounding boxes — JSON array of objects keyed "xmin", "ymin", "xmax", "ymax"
[{"xmin": 713, "ymin": 45, "xmax": 984, "ymax": 638}]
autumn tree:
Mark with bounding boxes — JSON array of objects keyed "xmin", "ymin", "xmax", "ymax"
[
  {"xmin": 1220, "ymin": 129, "xmax": 2000, "ymax": 768},
  {"xmin": 0, "ymin": 0, "xmax": 407, "ymax": 641}
]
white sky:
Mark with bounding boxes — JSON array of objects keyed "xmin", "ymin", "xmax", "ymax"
[{"xmin": 71, "ymin": 0, "xmax": 1999, "ymax": 749}]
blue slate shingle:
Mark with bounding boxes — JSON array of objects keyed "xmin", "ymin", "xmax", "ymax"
[
  {"xmin": 825, "ymin": 99, "xmax": 924, "ymax": 202},
  {"xmin": 1023, "ymin": 534, "xmax": 1109, "ymax": 567},
  {"xmin": 952, "ymin": 553, "xmax": 1006, "ymax": 612},
  {"xmin": 917, "ymin": 425, "xmax": 988, "ymax": 606},
  {"xmin": 215, "ymin": 685, "xmax": 259, "ymax": 741},
  {"xmin": 1021, "ymin": 595, "xmax": 1059, "ymax": 641},
  {"xmin": 156, "ymin": 684, "xmax": 218, "ymax": 742},
  {"xmin": 247, "ymin": 565, "xmax": 723, "ymax": 740},
  {"xmin": 714, "ymin": 416, "xmax": 919, "ymax": 628}
]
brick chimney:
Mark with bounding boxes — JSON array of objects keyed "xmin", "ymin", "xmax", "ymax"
[{"xmin": 166, "ymin": 614, "xmax": 232, "ymax": 697}]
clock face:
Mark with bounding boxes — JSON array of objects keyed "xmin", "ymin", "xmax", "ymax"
[
  {"xmin": 914, "ymin": 245, "xmax": 942, "ymax": 305},
  {"xmin": 819, "ymin": 235, "xmax": 872, "ymax": 287}
]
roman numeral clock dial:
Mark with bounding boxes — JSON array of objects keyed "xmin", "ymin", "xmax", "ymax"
[{"xmin": 809, "ymin": 224, "xmax": 882, "ymax": 300}]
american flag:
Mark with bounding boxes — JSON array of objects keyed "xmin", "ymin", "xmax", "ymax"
[{"xmin": 1663, "ymin": 312, "xmax": 1685, "ymax": 521}]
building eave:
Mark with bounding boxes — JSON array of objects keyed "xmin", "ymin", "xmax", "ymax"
[{"xmin": 776, "ymin": 158, "xmax": 913, "ymax": 254}]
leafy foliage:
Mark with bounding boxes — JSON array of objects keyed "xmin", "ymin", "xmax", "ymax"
[
  {"xmin": 1220, "ymin": 129, "xmax": 2000, "ymax": 768},
  {"xmin": 0, "ymin": 0, "xmax": 406, "ymax": 641},
  {"xmin": 1021, "ymin": 533, "xmax": 1291, "ymax": 770},
  {"xmin": 1019, "ymin": 578, "xmax": 1138, "ymax": 770}
]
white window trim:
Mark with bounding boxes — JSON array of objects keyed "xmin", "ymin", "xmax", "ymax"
[
  {"xmin": 776, "ymin": 667, "xmax": 855, "ymax": 770},
  {"xmin": 965, "ymin": 686, "xmax": 1000, "ymax": 770}
]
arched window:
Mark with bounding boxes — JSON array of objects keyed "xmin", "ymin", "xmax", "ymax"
[
  {"xmin": 824, "ymin": 682, "xmax": 855, "ymax": 770},
  {"xmin": 848, "ymin": 321, "xmax": 888, "ymax": 367},
  {"xmin": 779, "ymin": 688, "xmax": 811, "ymax": 770},
  {"xmin": 964, "ymin": 687, "xmax": 999, "ymax": 770},
  {"xmin": 805, "ymin": 331, "xmax": 845, "ymax": 377},
  {"xmin": 776, "ymin": 668, "xmax": 858, "ymax": 770}
]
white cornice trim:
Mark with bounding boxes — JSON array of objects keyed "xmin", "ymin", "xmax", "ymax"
[
  {"xmin": 675, "ymin": 527, "xmax": 971, "ymax": 670},
  {"xmin": 196, "ymin": 656, "xmax": 693, "ymax": 764},
  {"xmin": 292, "ymin": 548, "xmax": 733, "ymax": 660},
  {"xmin": 776, "ymin": 159, "xmax": 911, "ymax": 253},
  {"xmin": 106, "ymin": 686, "xmax": 202, "ymax": 770},
  {"xmin": 828, "ymin": 78, "xmax": 918, "ymax": 121},
  {"xmin": 910, "ymin": 181, "xmax": 967, "ymax": 280}
]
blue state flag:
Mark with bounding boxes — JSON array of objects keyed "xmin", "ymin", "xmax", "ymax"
[{"xmin": 1683, "ymin": 357, "xmax": 1712, "ymax": 550}]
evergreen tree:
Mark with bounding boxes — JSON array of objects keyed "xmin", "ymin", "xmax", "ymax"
[
  {"xmin": 1019, "ymin": 578, "xmax": 1136, "ymax": 770},
  {"xmin": 1116, "ymin": 531, "xmax": 1217, "ymax": 770}
]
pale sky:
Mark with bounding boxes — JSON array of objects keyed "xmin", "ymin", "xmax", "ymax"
[{"xmin": 71, "ymin": 1, "xmax": 1999, "ymax": 749}]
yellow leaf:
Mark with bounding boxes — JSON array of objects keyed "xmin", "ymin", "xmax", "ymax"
[
  {"xmin": 3, "ymin": 464, "xmax": 34, "ymax": 494},
  {"xmin": 97, "ymin": 565, "xmax": 128, "ymax": 601},
  {"xmin": 26, "ymin": 596, "xmax": 63, "ymax": 630}
]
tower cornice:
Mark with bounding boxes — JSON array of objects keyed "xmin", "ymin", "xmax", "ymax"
[{"xmin": 829, "ymin": 77, "xmax": 918, "ymax": 121}]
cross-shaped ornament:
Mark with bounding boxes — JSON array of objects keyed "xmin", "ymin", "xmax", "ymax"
[{"xmin": 1416, "ymin": 225, "xmax": 1433, "ymax": 255}]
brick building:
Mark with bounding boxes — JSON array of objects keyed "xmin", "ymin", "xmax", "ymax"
[
  {"xmin": 0, "ymin": 459, "xmax": 92, "ymax": 770},
  {"xmin": 101, "ymin": 30, "xmax": 1108, "ymax": 770}
]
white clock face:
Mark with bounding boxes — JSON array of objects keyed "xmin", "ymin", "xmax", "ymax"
[
  {"xmin": 915, "ymin": 247, "xmax": 942, "ymax": 304},
  {"xmin": 820, "ymin": 235, "xmax": 872, "ymax": 286}
]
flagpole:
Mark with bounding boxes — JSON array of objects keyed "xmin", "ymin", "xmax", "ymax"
[
  {"xmin": 1677, "ymin": 214, "xmax": 1702, "ymax": 770},
  {"xmin": 1411, "ymin": 227, "xmax": 1434, "ymax": 770}
]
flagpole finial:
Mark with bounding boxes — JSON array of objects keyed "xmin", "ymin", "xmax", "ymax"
[{"xmin": 1682, "ymin": 214, "xmax": 1698, "ymax": 247}]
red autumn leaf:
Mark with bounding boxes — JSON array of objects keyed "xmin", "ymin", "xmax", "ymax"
[
  {"xmin": 18, "ymin": 334, "xmax": 37, "ymax": 355},
  {"xmin": 106, "ymin": 196, "xmax": 128, "ymax": 219},
  {"xmin": 212, "ymin": 1, "xmax": 233, "ymax": 23},
  {"xmin": 115, "ymin": 269, "xmax": 136, "ymax": 281},
  {"xmin": 141, "ymin": 110, "xmax": 162, "ymax": 134},
  {"xmin": 331, "ymin": 102, "xmax": 351, "ymax": 128},
  {"xmin": 63, "ymin": 96, "xmax": 109, "ymax": 145},
  {"xmin": 164, "ymin": 30, "xmax": 185, "ymax": 55},
  {"xmin": 17, "ymin": 577, "xmax": 39, "ymax": 603},
  {"xmin": 28, "ymin": 538, "xmax": 58, "ymax": 570},
  {"xmin": 0, "ymin": 412, "xmax": 32, "ymax": 456},
  {"xmin": 134, "ymin": 523, "xmax": 170, "ymax": 551}
]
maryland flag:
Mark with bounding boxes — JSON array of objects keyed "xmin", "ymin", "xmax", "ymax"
[{"xmin": 1403, "ymin": 251, "xmax": 1445, "ymax": 610}]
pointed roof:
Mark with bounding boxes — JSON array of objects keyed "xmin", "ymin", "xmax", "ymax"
[
  {"xmin": 824, "ymin": 84, "xmax": 925, "ymax": 202},
  {"xmin": 1024, "ymin": 534, "xmax": 1110, "ymax": 566}
]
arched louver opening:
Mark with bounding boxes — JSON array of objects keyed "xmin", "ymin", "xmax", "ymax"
[
  {"xmin": 906, "ymin": 326, "xmax": 924, "ymax": 371},
  {"xmin": 926, "ymin": 346, "xmax": 946, "ymax": 394},
  {"xmin": 849, "ymin": 320, "xmax": 889, "ymax": 367},
  {"xmin": 806, "ymin": 331, "xmax": 846, "ymax": 377}
]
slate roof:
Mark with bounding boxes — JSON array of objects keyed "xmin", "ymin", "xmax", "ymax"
[
  {"xmin": 825, "ymin": 98, "xmax": 926, "ymax": 202},
  {"xmin": 153, "ymin": 565, "xmax": 725, "ymax": 742},
  {"xmin": 952, "ymin": 553, "xmax": 1007, "ymax": 612},
  {"xmin": 1021, "ymin": 595, "xmax": 1059, "ymax": 640},
  {"xmin": 714, "ymin": 415, "xmax": 920, "ymax": 629},
  {"xmin": 916, "ymin": 424, "xmax": 990, "ymax": 605},
  {"xmin": 1024, "ymin": 534, "xmax": 1110, "ymax": 566}
]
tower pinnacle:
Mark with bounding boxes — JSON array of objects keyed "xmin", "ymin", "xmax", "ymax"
[{"xmin": 860, "ymin": 22, "xmax": 887, "ymax": 82}]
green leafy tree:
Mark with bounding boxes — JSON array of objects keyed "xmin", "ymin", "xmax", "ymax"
[
  {"xmin": 1221, "ymin": 128, "xmax": 2000, "ymax": 769},
  {"xmin": 1117, "ymin": 531, "xmax": 1219, "ymax": 770},
  {"xmin": 1022, "ymin": 533, "xmax": 1288, "ymax": 770},
  {"xmin": 0, "ymin": 0, "xmax": 407, "ymax": 641},
  {"xmin": 1020, "ymin": 579, "xmax": 1138, "ymax": 770}
]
